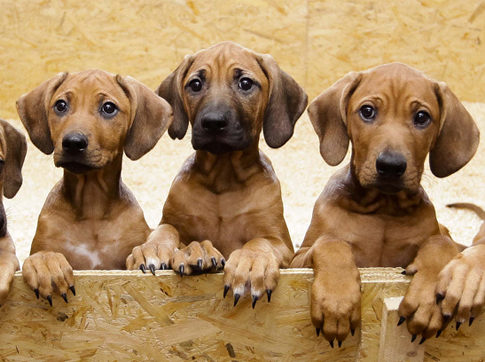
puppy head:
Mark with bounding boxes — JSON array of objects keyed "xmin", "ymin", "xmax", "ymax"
[
  {"xmin": 308, "ymin": 63, "xmax": 479, "ymax": 194},
  {"xmin": 16, "ymin": 70, "xmax": 172, "ymax": 173},
  {"xmin": 0, "ymin": 120, "xmax": 27, "ymax": 236},
  {"xmin": 157, "ymin": 41, "xmax": 307, "ymax": 154}
]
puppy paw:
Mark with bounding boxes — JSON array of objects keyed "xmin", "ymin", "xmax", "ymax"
[
  {"xmin": 22, "ymin": 251, "xmax": 75, "ymax": 305},
  {"xmin": 436, "ymin": 244, "xmax": 485, "ymax": 327},
  {"xmin": 126, "ymin": 240, "xmax": 176, "ymax": 274},
  {"xmin": 171, "ymin": 240, "xmax": 225, "ymax": 275},
  {"xmin": 223, "ymin": 248, "xmax": 279, "ymax": 308},
  {"xmin": 311, "ymin": 270, "xmax": 361, "ymax": 347}
]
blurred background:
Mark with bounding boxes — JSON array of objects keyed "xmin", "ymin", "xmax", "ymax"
[{"xmin": 0, "ymin": 0, "xmax": 484, "ymax": 264}]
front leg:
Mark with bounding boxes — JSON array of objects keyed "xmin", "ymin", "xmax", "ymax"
[
  {"xmin": 0, "ymin": 234, "xmax": 19, "ymax": 305},
  {"xmin": 398, "ymin": 234, "xmax": 458, "ymax": 342},
  {"xmin": 223, "ymin": 237, "xmax": 292, "ymax": 308}
]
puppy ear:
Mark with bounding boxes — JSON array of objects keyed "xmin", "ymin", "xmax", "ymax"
[
  {"xmin": 16, "ymin": 72, "xmax": 68, "ymax": 154},
  {"xmin": 257, "ymin": 54, "xmax": 308, "ymax": 148},
  {"xmin": 117, "ymin": 75, "xmax": 173, "ymax": 161},
  {"xmin": 307, "ymin": 72, "xmax": 361, "ymax": 166},
  {"xmin": 0, "ymin": 120, "xmax": 27, "ymax": 198},
  {"xmin": 429, "ymin": 82, "xmax": 479, "ymax": 177},
  {"xmin": 156, "ymin": 55, "xmax": 194, "ymax": 140}
]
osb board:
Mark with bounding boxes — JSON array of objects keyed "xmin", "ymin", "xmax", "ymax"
[{"xmin": 0, "ymin": 269, "xmax": 483, "ymax": 361}]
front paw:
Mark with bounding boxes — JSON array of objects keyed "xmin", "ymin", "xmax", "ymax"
[
  {"xmin": 171, "ymin": 240, "xmax": 225, "ymax": 276},
  {"xmin": 436, "ymin": 244, "xmax": 485, "ymax": 327},
  {"xmin": 22, "ymin": 251, "xmax": 75, "ymax": 306},
  {"xmin": 223, "ymin": 249, "xmax": 279, "ymax": 309},
  {"xmin": 126, "ymin": 240, "xmax": 176, "ymax": 275},
  {"xmin": 311, "ymin": 271, "xmax": 360, "ymax": 347}
]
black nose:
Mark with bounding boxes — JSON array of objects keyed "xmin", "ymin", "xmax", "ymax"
[
  {"xmin": 376, "ymin": 151, "xmax": 407, "ymax": 178},
  {"xmin": 201, "ymin": 112, "xmax": 228, "ymax": 132},
  {"xmin": 62, "ymin": 133, "xmax": 88, "ymax": 153}
]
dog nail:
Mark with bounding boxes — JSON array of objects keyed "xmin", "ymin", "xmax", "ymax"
[
  {"xmin": 436, "ymin": 330, "xmax": 442, "ymax": 338},
  {"xmin": 456, "ymin": 321, "xmax": 462, "ymax": 330},
  {"xmin": 338, "ymin": 340, "xmax": 342, "ymax": 348},
  {"xmin": 401, "ymin": 270, "xmax": 407, "ymax": 275},
  {"xmin": 443, "ymin": 314, "xmax": 451, "ymax": 323},
  {"xmin": 47, "ymin": 295, "xmax": 53, "ymax": 307},
  {"xmin": 211, "ymin": 257, "xmax": 217, "ymax": 268},
  {"xmin": 179, "ymin": 264, "xmax": 184, "ymax": 276},
  {"xmin": 223, "ymin": 285, "xmax": 230, "ymax": 298},
  {"xmin": 221, "ymin": 259, "xmax": 226, "ymax": 267},
  {"xmin": 266, "ymin": 289, "xmax": 272, "ymax": 303},
  {"xmin": 149, "ymin": 264, "xmax": 156, "ymax": 275},
  {"xmin": 329, "ymin": 340, "xmax": 334, "ymax": 348},
  {"xmin": 34, "ymin": 289, "xmax": 40, "ymax": 299},
  {"xmin": 351, "ymin": 328, "xmax": 355, "ymax": 336},
  {"xmin": 411, "ymin": 334, "xmax": 417, "ymax": 343},
  {"xmin": 197, "ymin": 259, "xmax": 203, "ymax": 269},
  {"xmin": 419, "ymin": 337, "xmax": 426, "ymax": 345},
  {"xmin": 316, "ymin": 328, "xmax": 320, "ymax": 337},
  {"xmin": 252, "ymin": 295, "xmax": 258, "ymax": 309},
  {"xmin": 469, "ymin": 317, "xmax": 475, "ymax": 326},
  {"xmin": 61, "ymin": 293, "xmax": 68, "ymax": 303},
  {"xmin": 233, "ymin": 293, "xmax": 240, "ymax": 307},
  {"xmin": 69, "ymin": 286, "xmax": 76, "ymax": 296},
  {"xmin": 397, "ymin": 316, "xmax": 405, "ymax": 326},
  {"xmin": 139, "ymin": 264, "xmax": 146, "ymax": 274},
  {"xmin": 436, "ymin": 293, "xmax": 444, "ymax": 304},
  {"xmin": 160, "ymin": 262, "xmax": 167, "ymax": 270}
]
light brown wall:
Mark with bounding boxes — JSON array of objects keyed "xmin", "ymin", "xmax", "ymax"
[{"xmin": 0, "ymin": 0, "xmax": 484, "ymax": 120}]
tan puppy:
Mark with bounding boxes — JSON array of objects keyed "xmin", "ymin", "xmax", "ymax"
[
  {"xmin": 126, "ymin": 42, "xmax": 307, "ymax": 307},
  {"xmin": 0, "ymin": 120, "xmax": 27, "ymax": 305},
  {"xmin": 291, "ymin": 63, "xmax": 479, "ymax": 346},
  {"xmin": 16, "ymin": 70, "xmax": 172, "ymax": 305}
]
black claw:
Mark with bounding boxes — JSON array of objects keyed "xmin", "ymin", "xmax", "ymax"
[
  {"xmin": 443, "ymin": 314, "xmax": 451, "ymax": 323},
  {"xmin": 338, "ymin": 340, "xmax": 342, "ymax": 348},
  {"xmin": 61, "ymin": 293, "xmax": 68, "ymax": 303},
  {"xmin": 149, "ymin": 264, "xmax": 156, "ymax": 276},
  {"xmin": 266, "ymin": 289, "xmax": 272, "ymax": 303},
  {"xmin": 316, "ymin": 328, "xmax": 320, "ymax": 337},
  {"xmin": 397, "ymin": 316, "xmax": 406, "ymax": 326},
  {"xmin": 456, "ymin": 321, "xmax": 462, "ymax": 330},
  {"xmin": 211, "ymin": 257, "xmax": 217, "ymax": 268},
  {"xmin": 139, "ymin": 264, "xmax": 146, "ymax": 274},
  {"xmin": 419, "ymin": 337, "xmax": 426, "ymax": 345},
  {"xmin": 69, "ymin": 285, "xmax": 76, "ymax": 296},
  {"xmin": 252, "ymin": 295, "xmax": 259, "ymax": 309},
  {"xmin": 34, "ymin": 289, "xmax": 40, "ymax": 299},
  {"xmin": 221, "ymin": 259, "xmax": 226, "ymax": 267},
  {"xmin": 329, "ymin": 340, "xmax": 334, "ymax": 348},
  {"xmin": 223, "ymin": 285, "xmax": 230, "ymax": 298},
  {"xmin": 469, "ymin": 317, "xmax": 475, "ymax": 326},
  {"xmin": 233, "ymin": 293, "xmax": 240, "ymax": 307},
  {"xmin": 160, "ymin": 262, "xmax": 167, "ymax": 270},
  {"xmin": 47, "ymin": 295, "xmax": 53, "ymax": 307},
  {"xmin": 436, "ymin": 329, "xmax": 442, "ymax": 338},
  {"xmin": 179, "ymin": 264, "xmax": 184, "ymax": 276},
  {"xmin": 436, "ymin": 293, "xmax": 445, "ymax": 304},
  {"xmin": 411, "ymin": 334, "xmax": 417, "ymax": 343},
  {"xmin": 351, "ymin": 328, "xmax": 355, "ymax": 337},
  {"xmin": 401, "ymin": 270, "xmax": 407, "ymax": 275},
  {"xmin": 197, "ymin": 259, "xmax": 203, "ymax": 270}
]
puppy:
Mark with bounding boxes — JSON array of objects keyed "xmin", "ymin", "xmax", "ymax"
[
  {"xmin": 16, "ymin": 70, "xmax": 172, "ymax": 305},
  {"xmin": 291, "ymin": 63, "xmax": 479, "ymax": 346},
  {"xmin": 126, "ymin": 42, "xmax": 308, "ymax": 307},
  {"xmin": 0, "ymin": 120, "xmax": 27, "ymax": 305}
]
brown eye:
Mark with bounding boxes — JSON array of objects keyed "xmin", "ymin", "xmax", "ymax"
[
  {"xmin": 100, "ymin": 101, "xmax": 118, "ymax": 118},
  {"xmin": 238, "ymin": 77, "xmax": 253, "ymax": 91},
  {"xmin": 359, "ymin": 105, "xmax": 376, "ymax": 122},
  {"xmin": 54, "ymin": 99, "xmax": 68, "ymax": 115},
  {"xmin": 188, "ymin": 79, "xmax": 202, "ymax": 92},
  {"xmin": 414, "ymin": 110, "xmax": 431, "ymax": 129}
]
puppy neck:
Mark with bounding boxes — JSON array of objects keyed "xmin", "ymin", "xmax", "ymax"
[{"xmin": 62, "ymin": 153, "xmax": 123, "ymax": 219}]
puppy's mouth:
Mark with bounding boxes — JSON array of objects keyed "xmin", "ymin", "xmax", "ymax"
[
  {"xmin": 57, "ymin": 161, "xmax": 97, "ymax": 174},
  {"xmin": 373, "ymin": 181, "xmax": 405, "ymax": 195},
  {"xmin": 192, "ymin": 132, "xmax": 250, "ymax": 154}
]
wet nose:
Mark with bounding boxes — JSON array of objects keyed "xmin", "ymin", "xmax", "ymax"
[
  {"xmin": 62, "ymin": 133, "xmax": 88, "ymax": 153},
  {"xmin": 376, "ymin": 151, "xmax": 407, "ymax": 178},
  {"xmin": 201, "ymin": 112, "xmax": 228, "ymax": 132}
]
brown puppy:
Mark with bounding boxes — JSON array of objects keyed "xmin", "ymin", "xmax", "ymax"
[
  {"xmin": 291, "ymin": 63, "xmax": 479, "ymax": 346},
  {"xmin": 16, "ymin": 70, "xmax": 172, "ymax": 305},
  {"xmin": 0, "ymin": 120, "xmax": 27, "ymax": 305},
  {"xmin": 126, "ymin": 42, "xmax": 307, "ymax": 307}
]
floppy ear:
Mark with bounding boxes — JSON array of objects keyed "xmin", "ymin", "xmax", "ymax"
[
  {"xmin": 0, "ymin": 120, "xmax": 27, "ymax": 198},
  {"xmin": 257, "ymin": 54, "xmax": 308, "ymax": 148},
  {"xmin": 307, "ymin": 72, "xmax": 362, "ymax": 166},
  {"xmin": 429, "ymin": 82, "xmax": 480, "ymax": 177},
  {"xmin": 116, "ymin": 75, "xmax": 173, "ymax": 161},
  {"xmin": 156, "ymin": 55, "xmax": 194, "ymax": 140},
  {"xmin": 16, "ymin": 72, "xmax": 68, "ymax": 154}
]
